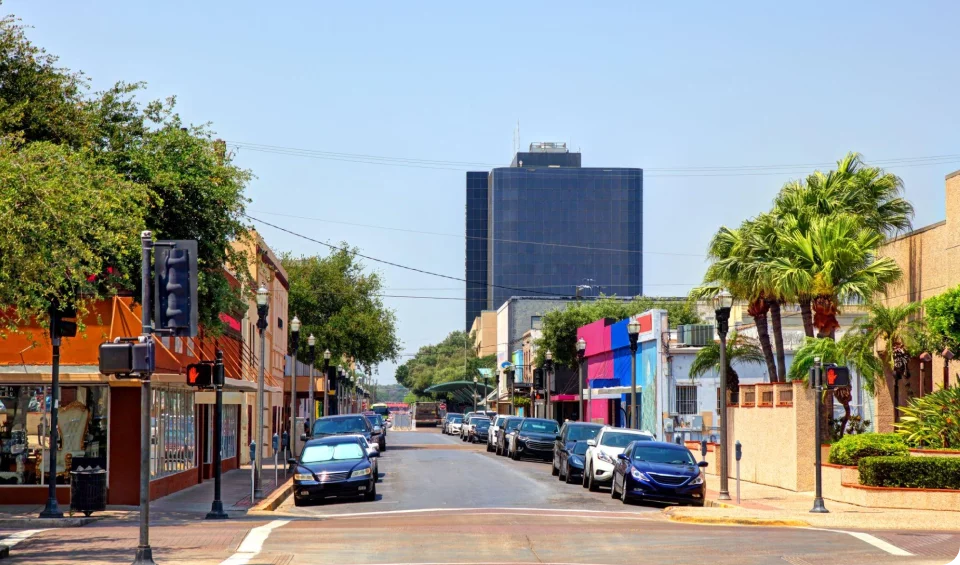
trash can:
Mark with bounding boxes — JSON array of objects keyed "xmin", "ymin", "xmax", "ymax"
[{"xmin": 70, "ymin": 468, "xmax": 106, "ymax": 517}]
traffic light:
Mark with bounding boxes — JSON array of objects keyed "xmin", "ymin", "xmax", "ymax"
[
  {"xmin": 533, "ymin": 368, "xmax": 544, "ymax": 390},
  {"xmin": 186, "ymin": 362, "xmax": 214, "ymax": 388},
  {"xmin": 824, "ymin": 364, "xmax": 851, "ymax": 388},
  {"xmin": 50, "ymin": 304, "xmax": 77, "ymax": 339},
  {"xmin": 154, "ymin": 240, "xmax": 198, "ymax": 337},
  {"xmin": 99, "ymin": 340, "xmax": 154, "ymax": 378}
]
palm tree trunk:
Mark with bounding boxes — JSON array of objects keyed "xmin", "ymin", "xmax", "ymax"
[
  {"xmin": 752, "ymin": 309, "xmax": 778, "ymax": 383},
  {"xmin": 769, "ymin": 300, "xmax": 786, "ymax": 383},
  {"xmin": 799, "ymin": 297, "xmax": 814, "ymax": 338}
]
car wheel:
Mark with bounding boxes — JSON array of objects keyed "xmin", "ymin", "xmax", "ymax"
[
  {"xmin": 365, "ymin": 482, "xmax": 377, "ymax": 502},
  {"xmin": 511, "ymin": 447, "xmax": 519, "ymax": 461},
  {"xmin": 588, "ymin": 468, "xmax": 599, "ymax": 492},
  {"xmin": 379, "ymin": 440, "xmax": 386, "ymax": 452},
  {"xmin": 486, "ymin": 441, "xmax": 493, "ymax": 452},
  {"xmin": 582, "ymin": 465, "xmax": 590, "ymax": 488},
  {"xmin": 552, "ymin": 457, "xmax": 560, "ymax": 476},
  {"xmin": 558, "ymin": 460, "xmax": 566, "ymax": 481},
  {"xmin": 621, "ymin": 481, "xmax": 630, "ymax": 504},
  {"xmin": 611, "ymin": 475, "xmax": 619, "ymax": 498}
]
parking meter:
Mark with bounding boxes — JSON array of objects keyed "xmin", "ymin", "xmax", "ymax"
[
  {"xmin": 734, "ymin": 440, "xmax": 742, "ymax": 504},
  {"xmin": 272, "ymin": 433, "xmax": 280, "ymax": 484},
  {"xmin": 700, "ymin": 439, "xmax": 708, "ymax": 461},
  {"xmin": 249, "ymin": 440, "xmax": 256, "ymax": 462},
  {"xmin": 249, "ymin": 441, "xmax": 256, "ymax": 501},
  {"xmin": 272, "ymin": 433, "xmax": 279, "ymax": 452},
  {"xmin": 735, "ymin": 441, "xmax": 742, "ymax": 461}
]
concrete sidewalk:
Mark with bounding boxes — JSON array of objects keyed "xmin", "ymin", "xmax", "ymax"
[
  {"xmin": 0, "ymin": 462, "xmax": 288, "ymax": 526},
  {"xmin": 664, "ymin": 473, "xmax": 960, "ymax": 531}
]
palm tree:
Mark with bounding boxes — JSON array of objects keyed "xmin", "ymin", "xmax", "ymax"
[
  {"xmin": 690, "ymin": 331, "xmax": 766, "ymax": 399},
  {"xmin": 742, "ymin": 213, "xmax": 789, "ymax": 382}
]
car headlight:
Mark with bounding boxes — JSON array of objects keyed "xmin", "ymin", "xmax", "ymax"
[
  {"xmin": 597, "ymin": 451, "xmax": 615, "ymax": 464},
  {"xmin": 517, "ymin": 436, "xmax": 530, "ymax": 443},
  {"xmin": 569, "ymin": 455, "xmax": 584, "ymax": 465},
  {"xmin": 690, "ymin": 472, "xmax": 704, "ymax": 486},
  {"xmin": 351, "ymin": 467, "xmax": 372, "ymax": 478},
  {"xmin": 631, "ymin": 468, "xmax": 650, "ymax": 482},
  {"xmin": 294, "ymin": 473, "xmax": 315, "ymax": 481}
]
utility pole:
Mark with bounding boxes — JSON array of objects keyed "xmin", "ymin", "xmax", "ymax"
[{"xmin": 134, "ymin": 230, "xmax": 156, "ymax": 565}]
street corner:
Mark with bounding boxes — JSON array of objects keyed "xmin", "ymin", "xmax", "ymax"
[
  {"xmin": 247, "ymin": 478, "xmax": 294, "ymax": 515},
  {"xmin": 661, "ymin": 506, "xmax": 811, "ymax": 528}
]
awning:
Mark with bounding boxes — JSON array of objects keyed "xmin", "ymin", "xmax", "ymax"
[
  {"xmin": 424, "ymin": 380, "xmax": 496, "ymax": 405},
  {"xmin": 551, "ymin": 394, "xmax": 578, "ymax": 401}
]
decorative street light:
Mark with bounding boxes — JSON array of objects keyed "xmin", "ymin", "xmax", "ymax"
[
  {"xmin": 289, "ymin": 315, "xmax": 301, "ymax": 472},
  {"xmin": 473, "ymin": 375, "xmax": 479, "ymax": 412},
  {"xmin": 713, "ymin": 289, "xmax": 734, "ymax": 501},
  {"xmin": 307, "ymin": 334, "xmax": 316, "ymax": 436},
  {"xmin": 323, "ymin": 349, "xmax": 332, "ymax": 418},
  {"xmin": 576, "ymin": 338, "xmax": 587, "ymax": 422},
  {"xmin": 337, "ymin": 365, "xmax": 344, "ymax": 415},
  {"xmin": 254, "ymin": 285, "xmax": 269, "ymax": 499},
  {"xmin": 627, "ymin": 318, "xmax": 641, "ymax": 430},
  {"xmin": 544, "ymin": 350, "xmax": 554, "ymax": 422}
]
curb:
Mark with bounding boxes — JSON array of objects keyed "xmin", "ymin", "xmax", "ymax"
[
  {"xmin": 662, "ymin": 508, "xmax": 809, "ymax": 528},
  {"xmin": 0, "ymin": 517, "xmax": 96, "ymax": 528},
  {"xmin": 248, "ymin": 479, "xmax": 293, "ymax": 514}
]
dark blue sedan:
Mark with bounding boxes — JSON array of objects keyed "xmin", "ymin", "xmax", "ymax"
[
  {"xmin": 611, "ymin": 441, "xmax": 707, "ymax": 507},
  {"xmin": 290, "ymin": 436, "xmax": 379, "ymax": 506}
]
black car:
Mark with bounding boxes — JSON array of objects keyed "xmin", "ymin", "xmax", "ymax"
[
  {"xmin": 552, "ymin": 422, "xmax": 602, "ymax": 477},
  {"xmin": 291, "ymin": 436, "xmax": 379, "ymax": 506},
  {"xmin": 364, "ymin": 413, "xmax": 388, "ymax": 449},
  {"xmin": 496, "ymin": 417, "xmax": 522, "ymax": 456},
  {"xmin": 611, "ymin": 440, "xmax": 708, "ymax": 507},
  {"xmin": 558, "ymin": 440, "xmax": 590, "ymax": 484},
  {"xmin": 509, "ymin": 418, "xmax": 560, "ymax": 461},
  {"xmin": 469, "ymin": 418, "xmax": 491, "ymax": 443},
  {"xmin": 308, "ymin": 414, "xmax": 386, "ymax": 452}
]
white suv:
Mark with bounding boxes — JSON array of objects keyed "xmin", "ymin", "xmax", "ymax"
[
  {"xmin": 487, "ymin": 415, "xmax": 509, "ymax": 453},
  {"xmin": 582, "ymin": 427, "xmax": 654, "ymax": 491}
]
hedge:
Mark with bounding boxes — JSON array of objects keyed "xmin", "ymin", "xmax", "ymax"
[
  {"xmin": 859, "ymin": 456, "xmax": 960, "ymax": 490},
  {"xmin": 828, "ymin": 433, "xmax": 910, "ymax": 466}
]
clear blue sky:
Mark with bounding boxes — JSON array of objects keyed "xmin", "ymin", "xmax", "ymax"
[{"xmin": 13, "ymin": 1, "xmax": 960, "ymax": 384}]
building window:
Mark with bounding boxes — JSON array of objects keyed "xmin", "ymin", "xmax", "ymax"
[
  {"xmin": 278, "ymin": 317, "xmax": 283, "ymax": 329},
  {"xmin": 531, "ymin": 316, "xmax": 542, "ymax": 330},
  {"xmin": 0, "ymin": 385, "xmax": 109, "ymax": 486},
  {"xmin": 205, "ymin": 405, "xmax": 238, "ymax": 463},
  {"xmin": 675, "ymin": 385, "xmax": 698, "ymax": 415},
  {"xmin": 150, "ymin": 388, "xmax": 196, "ymax": 479}
]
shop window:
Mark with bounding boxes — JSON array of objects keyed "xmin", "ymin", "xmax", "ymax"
[
  {"xmin": 204, "ymin": 405, "xmax": 238, "ymax": 463},
  {"xmin": 0, "ymin": 385, "xmax": 108, "ymax": 486},
  {"xmin": 675, "ymin": 385, "xmax": 698, "ymax": 415},
  {"xmin": 150, "ymin": 388, "xmax": 196, "ymax": 479}
]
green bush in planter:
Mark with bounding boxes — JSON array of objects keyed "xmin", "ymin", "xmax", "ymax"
[
  {"xmin": 828, "ymin": 433, "xmax": 909, "ymax": 466},
  {"xmin": 859, "ymin": 456, "xmax": 960, "ymax": 489}
]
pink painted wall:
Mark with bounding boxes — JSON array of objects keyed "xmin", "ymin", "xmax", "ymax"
[{"xmin": 586, "ymin": 399, "xmax": 609, "ymax": 424}]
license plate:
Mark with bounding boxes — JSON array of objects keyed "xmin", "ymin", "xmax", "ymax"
[{"xmin": 358, "ymin": 486, "xmax": 367, "ymax": 492}]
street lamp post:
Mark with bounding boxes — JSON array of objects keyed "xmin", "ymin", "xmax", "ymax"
[
  {"xmin": 307, "ymin": 335, "xmax": 316, "ymax": 431},
  {"xmin": 811, "ymin": 357, "xmax": 828, "ymax": 513},
  {"xmin": 323, "ymin": 350, "xmax": 331, "ymax": 418},
  {"xmin": 713, "ymin": 290, "xmax": 734, "ymax": 501},
  {"xmin": 576, "ymin": 338, "xmax": 587, "ymax": 422},
  {"xmin": 337, "ymin": 366, "xmax": 344, "ymax": 414},
  {"xmin": 627, "ymin": 319, "xmax": 640, "ymax": 430},
  {"xmin": 254, "ymin": 285, "xmax": 269, "ymax": 500},
  {"xmin": 39, "ymin": 305, "xmax": 66, "ymax": 519},
  {"xmin": 544, "ymin": 350, "xmax": 553, "ymax": 422},
  {"xmin": 289, "ymin": 316, "xmax": 301, "ymax": 465},
  {"xmin": 473, "ymin": 376, "xmax": 478, "ymax": 412}
]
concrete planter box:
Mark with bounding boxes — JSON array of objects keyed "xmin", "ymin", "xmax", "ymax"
[{"xmin": 821, "ymin": 463, "xmax": 960, "ymax": 512}]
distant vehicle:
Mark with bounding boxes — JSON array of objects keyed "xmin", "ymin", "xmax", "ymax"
[
  {"xmin": 558, "ymin": 440, "xmax": 590, "ymax": 484},
  {"xmin": 445, "ymin": 414, "xmax": 464, "ymax": 436},
  {"xmin": 496, "ymin": 417, "xmax": 522, "ymax": 456},
  {"xmin": 468, "ymin": 418, "xmax": 491, "ymax": 444},
  {"xmin": 611, "ymin": 440, "xmax": 707, "ymax": 506},
  {"xmin": 462, "ymin": 416, "xmax": 488, "ymax": 442},
  {"xmin": 441, "ymin": 413, "xmax": 462, "ymax": 434},
  {"xmin": 290, "ymin": 435, "xmax": 379, "ymax": 506},
  {"xmin": 459, "ymin": 411, "xmax": 480, "ymax": 440},
  {"xmin": 370, "ymin": 403, "xmax": 390, "ymax": 421},
  {"xmin": 413, "ymin": 402, "xmax": 442, "ymax": 427},
  {"xmin": 583, "ymin": 427, "xmax": 654, "ymax": 491},
  {"xmin": 552, "ymin": 422, "xmax": 603, "ymax": 477},
  {"xmin": 364, "ymin": 413, "xmax": 388, "ymax": 449},
  {"xmin": 508, "ymin": 418, "xmax": 560, "ymax": 461},
  {"xmin": 309, "ymin": 415, "xmax": 385, "ymax": 453},
  {"xmin": 487, "ymin": 415, "xmax": 510, "ymax": 453}
]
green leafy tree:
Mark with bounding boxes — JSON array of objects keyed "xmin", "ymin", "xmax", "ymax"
[
  {"xmin": 0, "ymin": 142, "xmax": 145, "ymax": 330},
  {"xmin": 688, "ymin": 331, "xmax": 765, "ymax": 396},
  {"xmin": 282, "ymin": 248, "xmax": 400, "ymax": 372},
  {"xmin": 393, "ymin": 331, "xmax": 496, "ymax": 397},
  {"xmin": 924, "ymin": 286, "xmax": 960, "ymax": 353}
]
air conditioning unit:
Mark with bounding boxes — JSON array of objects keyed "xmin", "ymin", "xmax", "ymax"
[
  {"xmin": 676, "ymin": 325, "xmax": 687, "ymax": 346},
  {"xmin": 687, "ymin": 325, "xmax": 714, "ymax": 347}
]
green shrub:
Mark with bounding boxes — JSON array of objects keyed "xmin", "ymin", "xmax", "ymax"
[
  {"xmin": 859, "ymin": 456, "xmax": 960, "ymax": 490},
  {"xmin": 896, "ymin": 386, "xmax": 960, "ymax": 449},
  {"xmin": 828, "ymin": 433, "xmax": 909, "ymax": 466}
]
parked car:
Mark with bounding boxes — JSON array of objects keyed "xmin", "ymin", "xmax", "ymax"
[
  {"xmin": 611, "ymin": 440, "xmax": 708, "ymax": 506},
  {"xmin": 551, "ymin": 422, "xmax": 603, "ymax": 477},
  {"xmin": 582, "ymin": 427, "xmax": 655, "ymax": 491},
  {"xmin": 459, "ymin": 412, "xmax": 480, "ymax": 440},
  {"xmin": 487, "ymin": 415, "xmax": 509, "ymax": 453},
  {"xmin": 496, "ymin": 417, "xmax": 522, "ymax": 456},
  {"xmin": 462, "ymin": 416, "xmax": 488, "ymax": 442},
  {"xmin": 365, "ymin": 413, "xmax": 388, "ymax": 441},
  {"xmin": 445, "ymin": 414, "xmax": 464, "ymax": 436},
  {"xmin": 308, "ymin": 414, "xmax": 386, "ymax": 453},
  {"xmin": 342, "ymin": 434, "xmax": 380, "ymax": 482},
  {"xmin": 508, "ymin": 418, "xmax": 560, "ymax": 461},
  {"xmin": 558, "ymin": 440, "xmax": 590, "ymax": 484},
  {"xmin": 469, "ymin": 418, "xmax": 491, "ymax": 443},
  {"xmin": 442, "ymin": 413, "xmax": 463, "ymax": 434},
  {"xmin": 290, "ymin": 435, "xmax": 379, "ymax": 506}
]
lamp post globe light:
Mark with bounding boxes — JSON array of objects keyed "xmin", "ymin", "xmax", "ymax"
[
  {"xmin": 253, "ymin": 285, "xmax": 269, "ymax": 500},
  {"xmin": 576, "ymin": 338, "xmax": 587, "ymax": 422},
  {"xmin": 322, "ymin": 349, "xmax": 332, "ymax": 418},
  {"xmin": 307, "ymin": 334, "xmax": 316, "ymax": 435},
  {"xmin": 712, "ymin": 289, "xmax": 734, "ymax": 501},
  {"xmin": 627, "ymin": 318, "xmax": 641, "ymax": 430},
  {"xmin": 473, "ymin": 376, "xmax": 479, "ymax": 412},
  {"xmin": 288, "ymin": 315, "xmax": 301, "ymax": 474}
]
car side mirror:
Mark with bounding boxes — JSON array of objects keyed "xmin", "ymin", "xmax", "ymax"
[
  {"xmin": 617, "ymin": 453, "xmax": 628, "ymax": 460},
  {"xmin": 287, "ymin": 458, "xmax": 297, "ymax": 466},
  {"xmin": 374, "ymin": 426, "xmax": 382, "ymax": 433},
  {"xmin": 368, "ymin": 450, "xmax": 380, "ymax": 458},
  {"xmin": 698, "ymin": 461, "xmax": 709, "ymax": 468},
  {"xmin": 300, "ymin": 433, "xmax": 307, "ymax": 442},
  {"xmin": 586, "ymin": 439, "xmax": 597, "ymax": 447}
]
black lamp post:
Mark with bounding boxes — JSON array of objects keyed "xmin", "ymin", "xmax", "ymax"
[
  {"xmin": 337, "ymin": 365, "xmax": 344, "ymax": 415},
  {"xmin": 289, "ymin": 315, "xmax": 301, "ymax": 466},
  {"xmin": 811, "ymin": 356, "xmax": 828, "ymax": 513},
  {"xmin": 627, "ymin": 318, "xmax": 640, "ymax": 430},
  {"xmin": 322, "ymin": 349, "xmax": 331, "ymax": 418},
  {"xmin": 473, "ymin": 376, "xmax": 478, "ymax": 412},
  {"xmin": 205, "ymin": 349, "xmax": 229, "ymax": 520},
  {"xmin": 39, "ymin": 304, "xmax": 68, "ymax": 519},
  {"xmin": 576, "ymin": 338, "xmax": 587, "ymax": 422},
  {"xmin": 544, "ymin": 350, "xmax": 553, "ymax": 422},
  {"xmin": 307, "ymin": 334, "xmax": 316, "ymax": 431},
  {"xmin": 254, "ymin": 285, "xmax": 269, "ymax": 500},
  {"xmin": 713, "ymin": 289, "xmax": 734, "ymax": 501}
]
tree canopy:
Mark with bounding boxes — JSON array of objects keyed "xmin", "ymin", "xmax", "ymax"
[{"xmin": 393, "ymin": 331, "xmax": 496, "ymax": 397}]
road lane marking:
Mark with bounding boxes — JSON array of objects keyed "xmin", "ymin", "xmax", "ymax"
[
  {"xmin": 287, "ymin": 506, "xmax": 657, "ymax": 519},
  {"xmin": 220, "ymin": 520, "xmax": 289, "ymax": 565},
  {"xmin": 0, "ymin": 529, "xmax": 48, "ymax": 551},
  {"xmin": 812, "ymin": 529, "xmax": 912, "ymax": 557}
]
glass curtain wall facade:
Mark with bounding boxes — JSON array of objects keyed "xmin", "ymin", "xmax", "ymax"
[{"xmin": 465, "ymin": 172, "xmax": 489, "ymax": 329}]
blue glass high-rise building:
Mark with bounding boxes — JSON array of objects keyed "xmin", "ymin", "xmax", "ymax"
[{"xmin": 465, "ymin": 143, "xmax": 643, "ymax": 329}]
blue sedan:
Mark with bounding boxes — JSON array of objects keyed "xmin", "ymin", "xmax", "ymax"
[
  {"xmin": 611, "ymin": 440, "xmax": 708, "ymax": 507},
  {"xmin": 290, "ymin": 436, "xmax": 379, "ymax": 506}
]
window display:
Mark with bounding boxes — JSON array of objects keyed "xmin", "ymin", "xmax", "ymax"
[
  {"xmin": 150, "ymin": 388, "xmax": 196, "ymax": 478},
  {"xmin": 204, "ymin": 405, "xmax": 238, "ymax": 463}
]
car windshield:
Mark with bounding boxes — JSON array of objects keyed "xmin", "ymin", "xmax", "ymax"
[
  {"xmin": 450, "ymin": 415, "xmax": 463, "ymax": 422},
  {"xmin": 301, "ymin": 442, "xmax": 365, "ymax": 463},
  {"xmin": 367, "ymin": 415, "xmax": 383, "ymax": 426},
  {"xmin": 567, "ymin": 425, "xmax": 601, "ymax": 442},
  {"xmin": 469, "ymin": 417, "xmax": 487, "ymax": 424},
  {"xmin": 505, "ymin": 419, "xmax": 522, "ymax": 431},
  {"xmin": 600, "ymin": 432, "xmax": 652, "ymax": 448},
  {"xmin": 313, "ymin": 417, "xmax": 368, "ymax": 435},
  {"xmin": 572, "ymin": 442, "xmax": 590, "ymax": 456},
  {"xmin": 633, "ymin": 446, "xmax": 698, "ymax": 466},
  {"xmin": 519, "ymin": 420, "xmax": 559, "ymax": 434},
  {"xmin": 475, "ymin": 420, "xmax": 490, "ymax": 429}
]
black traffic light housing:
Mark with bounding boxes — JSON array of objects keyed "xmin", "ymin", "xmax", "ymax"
[
  {"xmin": 50, "ymin": 304, "xmax": 78, "ymax": 340},
  {"xmin": 154, "ymin": 240, "xmax": 198, "ymax": 337},
  {"xmin": 824, "ymin": 364, "xmax": 851, "ymax": 388},
  {"xmin": 533, "ymin": 368, "xmax": 544, "ymax": 390},
  {"xmin": 186, "ymin": 362, "xmax": 214, "ymax": 388},
  {"xmin": 98, "ymin": 340, "xmax": 155, "ymax": 378}
]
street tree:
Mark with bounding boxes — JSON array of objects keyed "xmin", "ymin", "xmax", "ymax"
[
  {"xmin": 393, "ymin": 330, "xmax": 496, "ymax": 397},
  {"xmin": 282, "ymin": 248, "xmax": 400, "ymax": 372}
]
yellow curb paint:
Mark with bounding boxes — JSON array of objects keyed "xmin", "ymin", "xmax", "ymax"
[{"xmin": 666, "ymin": 513, "xmax": 810, "ymax": 528}]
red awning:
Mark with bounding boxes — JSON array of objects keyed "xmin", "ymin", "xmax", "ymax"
[
  {"xmin": 551, "ymin": 394, "xmax": 579, "ymax": 401},
  {"xmin": 219, "ymin": 313, "xmax": 242, "ymax": 332}
]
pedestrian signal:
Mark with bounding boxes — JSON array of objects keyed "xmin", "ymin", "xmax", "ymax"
[
  {"xmin": 824, "ymin": 365, "xmax": 851, "ymax": 388},
  {"xmin": 186, "ymin": 362, "xmax": 214, "ymax": 388}
]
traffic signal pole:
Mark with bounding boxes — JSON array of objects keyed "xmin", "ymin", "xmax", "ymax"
[
  {"xmin": 134, "ymin": 230, "xmax": 156, "ymax": 565},
  {"xmin": 39, "ymin": 308, "xmax": 64, "ymax": 519},
  {"xmin": 206, "ymin": 350, "xmax": 228, "ymax": 520}
]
